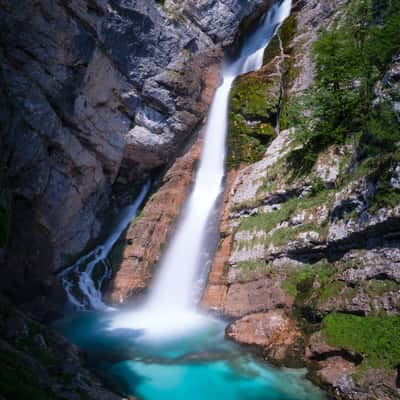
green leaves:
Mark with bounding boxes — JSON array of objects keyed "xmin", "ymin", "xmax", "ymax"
[{"xmin": 287, "ymin": 0, "xmax": 400, "ymax": 172}]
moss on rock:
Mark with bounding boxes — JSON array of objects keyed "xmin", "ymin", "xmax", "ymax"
[
  {"xmin": 322, "ymin": 312, "xmax": 400, "ymax": 371},
  {"xmin": 227, "ymin": 64, "xmax": 280, "ymax": 169}
]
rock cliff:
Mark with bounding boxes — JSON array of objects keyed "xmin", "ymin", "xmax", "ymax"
[
  {"xmin": 203, "ymin": 0, "xmax": 400, "ymax": 398},
  {"xmin": 0, "ymin": 0, "xmax": 273, "ymax": 313},
  {"xmin": 1, "ymin": 0, "xmax": 399, "ymax": 399}
]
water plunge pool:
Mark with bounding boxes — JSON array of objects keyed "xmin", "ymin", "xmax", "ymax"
[{"xmin": 55, "ymin": 311, "xmax": 326, "ymax": 400}]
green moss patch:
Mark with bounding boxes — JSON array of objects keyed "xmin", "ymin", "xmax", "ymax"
[
  {"xmin": 369, "ymin": 187, "xmax": 400, "ymax": 212},
  {"xmin": 230, "ymin": 70, "xmax": 279, "ymax": 120},
  {"xmin": 282, "ymin": 263, "xmax": 333, "ymax": 298},
  {"xmin": 362, "ymin": 279, "xmax": 400, "ymax": 298},
  {"xmin": 227, "ymin": 69, "xmax": 279, "ymax": 169},
  {"xmin": 322, "ymin": 312, "xmax": 400, "ymax": 370},
  {"xmin": 238, "ymin": 189, "xmax": 333, "ymax": 233},
  {"xmin": 234, "ymin": 260, "xmax": 269, "ymax": 280},
  {"xmin": 266, "ymin": 222, "xmax": 328, "ymax": 248}
]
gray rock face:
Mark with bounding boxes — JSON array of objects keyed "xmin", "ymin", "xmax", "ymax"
[
  {"xmin": 203, "ymin": 1, "xmax": 400, "ymax": 397},
  {"xmin": 0, "ymin": 0, "xmax": 271, "ymax": 309}
]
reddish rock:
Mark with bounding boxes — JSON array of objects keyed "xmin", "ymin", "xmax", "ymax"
[
  {"xmin": 202, "ymin": 284, "xmax": 228, "ymax": 312},
  {"xmin": 222, "ymin": 279, "xmax": 292, "ymax": 318},
  {"xmin": 106, "ymin": 53, "xmax": 222, "ymax": 305},
  {"xmin": 226, "ymin": 311, "xmax": 303, "ymax": 366},
  {"xmin": 202, "ymin": 170, "xmax": 238, "ymax": 310},
  {"xmin": 306, "ymin": 331, "xmax": 340, "ymax": 359},
  {"xmin": 106, "ymin": 138, "xmax": 201, "ymax": 304},
  {"xmin": 316, "ymin": 356, "xmax": 357, "ymax": 388}
]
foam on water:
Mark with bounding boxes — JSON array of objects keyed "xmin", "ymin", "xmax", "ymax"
[
  {"xmin": 55, "ymin": 4, "xmax": 327, "ymax": 398},
  {"xmin": 110, "ymin": 0, "xmax": 292, "ymax": 340},
  {"xmin": 54, "ymin": 310, "xmax": 326, "ymax": 400},
  {"xmin": 60, "ymin": 181, "xmax": 151, "ymax": 310}
]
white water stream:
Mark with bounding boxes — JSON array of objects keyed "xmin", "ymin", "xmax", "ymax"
[
  {"xmin": 110, "ymin": 0, "xmax": 292, "ymax": 339},
  {"xmin": 61, "ymin": 181, "xmax": 151, "ymax": 310}
]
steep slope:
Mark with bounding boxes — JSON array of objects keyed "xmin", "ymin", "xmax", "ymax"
[
  {"xmin": 0, "ymin": 0, "xmax": 273, "ymax": 315},
  {"xmin": 204, "ymin": 0, "xmax": 400, "ymax": 398},
  {"xmin": 104, "ymin": 0, "xmax": 279, "ymax": 304}
]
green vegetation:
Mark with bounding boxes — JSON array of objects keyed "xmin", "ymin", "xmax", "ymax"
[
  {"xmin": 369, "ymin": 187, "xmax": 400, "ymax": 212},
  {"xmin": 362, "ymin": 279, "xmax": 400, "ymax": 298},
  {"xmin": 226, "ymin": 12, "xmax": 299, "ymax": 170},
  {"xmin": 286, "ymin": 0, "xmax": 400, "ymax": 173},
  {"xmin": 263, "ymin": 13, "xmax": 296, "ymax": 66},
  {"xmin": 234, "ymin": 260, "xmax": 269, "ymax": 279},
  {"xmin": 238, "ymin": 188, "xmax": 333, "ymax": 234},
  {"xmin": 262, "ymin": 35, "xmax": 280, "ymax": 66},
  {"xmin": 266, "ymin": 221, "xmax": 328, "ymax": 248},
  {"xmin": 285, "ymin": 260, "xmax": 400, "ymax": 313},
  {"xmin": 282, "ymin": 263, "xmax": 333, "ymax": 298},
  {"xmin": 322, "ymin": 313, "xmax": 400, "ymax": 370},
  {"xmin": 227, "ymin": 71, "xmax": 278, "ymax": 168}
]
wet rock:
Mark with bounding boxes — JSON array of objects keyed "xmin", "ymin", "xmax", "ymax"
[
  {"xmin": 0, "ymin": 296, "xmax": 121, "ymax": 399},
  {"xmin": 316, "ymin": 356, "xmax": 357, "ymax": 390},
  {"xmin": 107, "ymin": 137, "xmax": 202, "ymax": 304},
  {"xmin": 0, "ymin": 0, "xmax": 265, "ymax": 313}
]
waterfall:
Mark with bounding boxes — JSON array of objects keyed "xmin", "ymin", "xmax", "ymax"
[
  {"xmin": 60, "ymin": 181, "xmax": 151, "ymax": 310},
  {"xmin": 111, "ymin": 0, "xmax": 292, "ymax": 339}
]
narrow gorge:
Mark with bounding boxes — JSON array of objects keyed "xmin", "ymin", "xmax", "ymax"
[{"xmin": 0, "ymin": 0, "xmax": 399, "ymax": 399}]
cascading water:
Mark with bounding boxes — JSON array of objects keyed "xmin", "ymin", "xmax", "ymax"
[
  {"xmin": 55, "ymin": 3, "xmax": 327, "ymax": 398},
  {"xmin": 111, "ymin": 0, "xmax": 292, "ymax": 338},
  {"xmin": 60, "ymin": 181, "xmax": 150, "ymax": 310}
]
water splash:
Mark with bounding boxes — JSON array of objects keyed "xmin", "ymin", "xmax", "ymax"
[
  {"xmin": 111, "ymin": 0, "xmax": 292, "ymax": 339},
  {"xmin": 61, "ymin": 181, "xmax": 151, "ymax": 310}
]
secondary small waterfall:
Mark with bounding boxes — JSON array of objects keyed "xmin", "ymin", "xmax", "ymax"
[
  {"xmin": 111, "ymin": 0, "xmax": 292, "ymax": 338},
  {"xmin": 55, "ymin": 4, "xmax": 327, "ymax": 398},
  {"xmin": 61, "ymin": 181, "xmax": 151, "ymax": 310}
]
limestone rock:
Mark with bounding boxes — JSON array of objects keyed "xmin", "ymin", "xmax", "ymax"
[
  {"xmin": 226, "ymin": 311, "xmax": 303, "ymax": 366},
  {"xmin": 106, "ymin": 137, "xmax": 202, "ymax": 304},
  {"xmin": 203, "ymin": 3, "xmax": 400, "ymax": 399},
  {"xmin": 0, "ymin": 0, "xmax": 266, "ymax": 312}
]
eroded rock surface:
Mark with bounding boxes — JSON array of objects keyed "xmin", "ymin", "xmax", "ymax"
[
  {"xmin": 226, "ymin": 310, "xmax": 303, "ymax": 366},
  {"xmin": 203, "ymin": 0, "xmax": 400, "ymax": 398},
  {"xmin": 0, "ymin": 0, "xmax": 273, "ymax": 310},
  {"xmin": 106, "ymin": 136, "xmax": 202, "ymax": 303}
]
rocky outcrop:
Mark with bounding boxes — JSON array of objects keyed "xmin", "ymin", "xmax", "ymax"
[
  {"xmin": 0, "ymin": 0, "xmax": 274, "ymax": 311},
  {"xmin": 106, "ymin": 135, "xmax": 202, "ymax": 303},
  {"xmin": 0, "ymin": 295, "xmax": 123, "ymax": 399},
  {"xmin": 204, "ymin": 0, "xmax": 400, "ymax": 398},
  {"xmin": 226, "ymin": 310, "xmax": 304, "ymax": 367}
]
